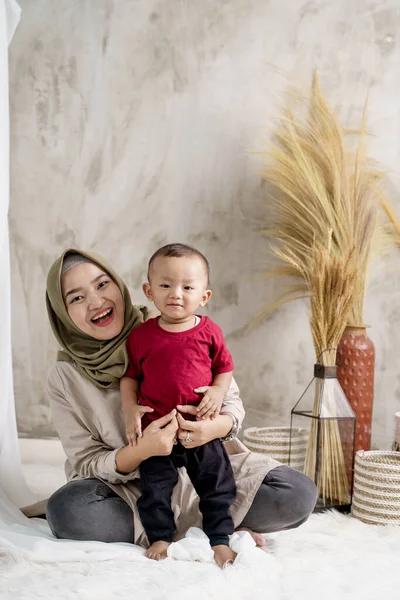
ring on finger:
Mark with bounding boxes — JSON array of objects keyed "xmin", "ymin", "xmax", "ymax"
[{"xmin": 185, "ymin": 431, "xmax": 193, "ymax": 443}]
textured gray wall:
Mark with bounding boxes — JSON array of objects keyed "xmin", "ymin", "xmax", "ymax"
[{"xmin": 8, "ymin": 0, "xmax": 400, "ymax": 447}]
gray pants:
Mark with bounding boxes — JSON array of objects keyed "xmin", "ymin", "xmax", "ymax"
[{"xmin": 46, "ymin": 465, "xmax": 317, "ymax": 543}]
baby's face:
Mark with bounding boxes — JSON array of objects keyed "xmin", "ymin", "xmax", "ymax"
[{"xmin": 143, "ymin": 255, "xmax": 211, "ymax": 323}]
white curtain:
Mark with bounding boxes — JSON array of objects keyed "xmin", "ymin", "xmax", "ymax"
[
  {"xmin": 0, "ymin": 0, "xmax": 142, "ymax": 563},
  {"xmin": 0, "ymin": 0, "xmax": 34, "ymax": 511}
]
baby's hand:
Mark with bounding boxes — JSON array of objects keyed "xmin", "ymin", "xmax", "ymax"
[
  {"xmin": 124, "ymin": 405, "xmax": 154, "ymax": 446},
  {"xmin": 194, "ymin": 386, "xmax": 224, "ymax": 420}
]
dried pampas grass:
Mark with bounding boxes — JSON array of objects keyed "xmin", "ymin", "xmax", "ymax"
[
  {"xmin": 274, "ymin": 233, "xmax": 357, "ymax": 365},
  {"xmin": 259, "ymin": 72, "xmax": 385, "ymax": 331}
]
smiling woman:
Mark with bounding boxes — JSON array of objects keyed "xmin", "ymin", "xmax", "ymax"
[
  {"xmin": 61, "ymin": 254, "xmax": 125, "ymax": 340},
  {"xmin": 45, "ymin": 248, "xmax": 145, "ymax": 389}
]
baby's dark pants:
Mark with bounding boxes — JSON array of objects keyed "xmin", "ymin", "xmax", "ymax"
[{"xmin": 137, "ymin": 439, "xmax": 236, "ymax": 547}]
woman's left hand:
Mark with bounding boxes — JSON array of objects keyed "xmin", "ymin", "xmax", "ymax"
[{"xmin": 176, "ymin": 405, "xmax": 233, "ymax": 448}]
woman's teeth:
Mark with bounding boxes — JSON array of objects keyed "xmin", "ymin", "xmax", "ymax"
[{"xmin": 92, "ymin": 308, "xmax": 112, "ymax": 322}]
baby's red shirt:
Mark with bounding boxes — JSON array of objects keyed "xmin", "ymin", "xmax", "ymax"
[{"xmin": 125, "ymin": 316, "xmax": 234, "ymax": 425}]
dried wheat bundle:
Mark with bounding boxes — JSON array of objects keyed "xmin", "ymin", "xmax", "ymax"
[{"xmin": 259, "ymin": 73, "xmax": 384, "ymax": 327}]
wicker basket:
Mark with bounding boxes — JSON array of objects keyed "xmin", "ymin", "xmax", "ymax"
[
  {"xmin": 243, "ymin": 426, "xmax": 308, "ymax": 470},
  {"xmin": 352, "ymin": 450, "xmax": 400, "ymax": 525}
]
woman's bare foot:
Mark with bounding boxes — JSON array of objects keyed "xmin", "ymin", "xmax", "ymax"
[
  {"xmin": 212, "ymin": 544, "xmax": 237, "ymax": 568},
  {"xmin": 146, "ymin": 540, "xmax": 171, "ymax": 560},
  {"xmin": 235, "ymin": 527, "xmax": 266, "ymax": 548}
]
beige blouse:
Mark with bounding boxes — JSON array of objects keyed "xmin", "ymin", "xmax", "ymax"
[{"xmin": 46, "ymin": 362, "xmax": 280, "ymax": 547}]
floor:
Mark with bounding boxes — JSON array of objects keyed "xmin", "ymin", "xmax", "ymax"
[{"xmin": 0, "ymin": 439, "xmax": 398, "ymax": 600}]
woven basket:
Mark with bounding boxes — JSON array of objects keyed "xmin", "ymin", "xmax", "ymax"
[
  {"xmin": 243, "ymin": 426, "xmax": 308, "ymax": 470},
  {"xmin": 352, "ymin": 450, "xmax": 400, "ymax": 525}
]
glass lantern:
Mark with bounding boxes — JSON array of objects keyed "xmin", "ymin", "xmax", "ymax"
[{"xmin": 289, "ymin": 364, "xmax": 356, "ymax": 512}]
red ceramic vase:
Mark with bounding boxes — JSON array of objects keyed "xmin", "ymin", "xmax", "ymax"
[{"xmin": 337, "ymin": 326, "xmax": 375, "ymax": 453}]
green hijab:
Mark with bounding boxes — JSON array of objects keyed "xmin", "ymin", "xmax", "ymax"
[{"xmin": 46, "ymin": 248, "xmax": 146, "ymax": 389}]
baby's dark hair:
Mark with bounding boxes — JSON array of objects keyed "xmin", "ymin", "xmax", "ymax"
[{"xmin": 147, "ymin": 243, "xmax": 210, "ymax": 286}]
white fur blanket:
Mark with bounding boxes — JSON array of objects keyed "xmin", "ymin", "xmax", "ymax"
[{"xmin": 1, "ymin": 510, "xmax": 399, "ymax": 600}]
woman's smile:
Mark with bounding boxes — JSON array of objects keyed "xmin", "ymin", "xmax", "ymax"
[{"xmin": 90, "ymin": 307, "xmax": 114, "ymax": 327}]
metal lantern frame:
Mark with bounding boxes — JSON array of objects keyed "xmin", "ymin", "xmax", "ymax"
[{"xmin": 289, "ymin": 363, "xmax": 356, "ymax": 513}]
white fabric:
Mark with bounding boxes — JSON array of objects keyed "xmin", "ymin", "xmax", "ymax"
[
  {"xmin": 0, "ymin": 524, "xmax": 262, "ymax": 565},
  {"xmin": 167, "ymin": 527, "xmax": 266, "ymax": 566},
  {"xmin": 0, "ymin": 0, "xmax": 34, "ymax": 513}
]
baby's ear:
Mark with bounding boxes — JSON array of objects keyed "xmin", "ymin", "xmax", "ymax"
[
  {"xmin": 200, "ymin": 289, "xmax": 212, "ymax": 307},
  {"xmin": 142, "ymin": 282, "xmax": 152, "ymax": 301}
]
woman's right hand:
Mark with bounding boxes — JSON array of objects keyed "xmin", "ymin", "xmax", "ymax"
[
  {"xmin": 115, "ymin": 409, "xmax": 178, "ymax": 474},
  {"xmin": 137, "ymin": 409, "xmax": 178, "ymax": 460}
]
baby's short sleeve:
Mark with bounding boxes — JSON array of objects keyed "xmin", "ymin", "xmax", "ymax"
[
  {"xmin": 209, "ymin": 321, "xmax": 234, "ymax": 375},
  {"xmin": 124, "ymin": 331, "xmax": 140, "ymax": 379}
]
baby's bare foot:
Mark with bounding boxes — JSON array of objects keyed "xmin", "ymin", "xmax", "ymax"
[
  {"xmin": 212, "ymin": 544, "xmax": 237, "ymax": 568},
  {"xmin": 146, "ymin": 540, "xmax": 171, "ymax": 561},
  {"xmin": 235, "ymin": 527, "xmax": 266, "ymax": 548}
]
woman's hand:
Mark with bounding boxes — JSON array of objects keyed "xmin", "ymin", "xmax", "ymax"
[
  {"xmin": 176, "ymin": 405, "xmax": 233, "ymax": 449},
  {"xmin": 116, "ymin": 410, "xmax": 178, "ymax": 474},
  {"xmin": 139, "ymin": 409, "xmax": 178, "ymax": 459}
]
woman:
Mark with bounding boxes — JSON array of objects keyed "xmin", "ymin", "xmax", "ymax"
[{"xmin": 45, "ymin": 249, "xmax": 317, "ymax": 551}]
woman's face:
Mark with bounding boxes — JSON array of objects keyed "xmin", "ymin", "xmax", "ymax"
[{"xmin": 61, "ymin": 262, "xmax": 124, "ymax": 340}]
